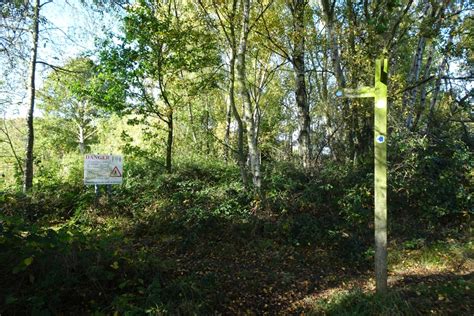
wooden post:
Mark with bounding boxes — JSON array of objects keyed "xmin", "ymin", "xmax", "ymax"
[
  {"xmin": 336, "ymin": 58, "xmax": 389, "ymax": 294},
  {"xmin": 374, "ymin": 59, "xmax": 388, "ymax": 294}
]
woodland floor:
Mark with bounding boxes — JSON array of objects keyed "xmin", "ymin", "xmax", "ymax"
[
  {"xmin": 133, "ymin": 227, "xmax": 473, "ymax": 315},
  {"xmin": 1, "ymin": 194, "xmax": 472, "ymax": 315}
]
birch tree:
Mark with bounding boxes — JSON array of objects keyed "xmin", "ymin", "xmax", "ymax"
[
  {"xmin": 197, "ymin": 0, "xmax": 249, "ymax": 184},
  {"xmin": 237, "ymin": 0, "xmax": 262, "ymax": 191},
  {"xmin": 38, "ymin": 58, "xmax": 100, "ymax": 154},
  {"xmin": 288, "ymin": 0, "xmax": 311, "ymax": 168},
  {"xmin": 23, "ymin": 0, "xmax": 40, "ymax": 192}
]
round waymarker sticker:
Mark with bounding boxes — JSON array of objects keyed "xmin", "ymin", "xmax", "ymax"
[{"xmin": 376, "ymin": 135, "xmax": 385, "ymax": 143}]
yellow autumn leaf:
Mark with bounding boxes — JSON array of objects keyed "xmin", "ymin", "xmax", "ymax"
[
  {"xmin": 110, "ymin": 261, "xmax": 119, "ymax": 269},
  {"xmin": 24, "ymin": 257, "xmax": 34, "ymax": 266}
]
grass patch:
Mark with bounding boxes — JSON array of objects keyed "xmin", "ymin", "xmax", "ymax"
[
  {"xmin": 389, "ymin": 239, "xmax": 473, "ymax": 273},
  {"xmin": 308, "ymin": 289, "xmax": 414, "ymax": 315}
]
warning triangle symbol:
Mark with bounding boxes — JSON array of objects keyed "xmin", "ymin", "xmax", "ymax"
[{"xmin": 110, "ymin": 166, "xmax": 122, "ymax": 177}]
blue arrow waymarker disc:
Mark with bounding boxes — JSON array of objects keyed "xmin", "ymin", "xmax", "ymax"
[{"xmin": 376, "ymin": 135, "xmax": 385, "ymax": 143}]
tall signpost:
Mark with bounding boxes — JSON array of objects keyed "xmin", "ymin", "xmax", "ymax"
[{"xmin": 336, "ymin": 58, "xmax": 388, "ymax": 294}]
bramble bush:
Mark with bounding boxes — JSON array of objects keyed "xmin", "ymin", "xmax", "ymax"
[{"xmin": 389, "ymin": 129, "xmax": 472, "ymax": 237}]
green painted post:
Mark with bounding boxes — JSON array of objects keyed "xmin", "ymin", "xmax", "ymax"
[
  {"xmin": 374, "ymin": 58, "xmax": 388, "ymax": 294},
  {"xmin": 336, "ymin": 58, "xmax": 388, "ymax": 294}
]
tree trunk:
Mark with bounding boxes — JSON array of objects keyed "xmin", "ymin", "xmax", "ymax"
[
  {"xmin": 427, "ymin": 8, "xmax": 453, "ymax": 130},
  {"xmin": 325, "ymin": 20, "xmax": 345, "ymax": 87},
  {"xmin": 205, "ymin": 0, "xmax": 248, "ymax": 183},
  {"xmin": 405, "ymin": 1, "xmax": 449, "ymax": 131},
  {"xmin": 319, "ymin": 0, "xmax": 345, "ymax": 90},
  {"xmin": 78, "ymin": 125, "xmax": 85, "ymax": 154},
  {"xmin": 166, "ymin": 113, "xmax": 173, "ymax": 173},
  {"xmin": 230, "ymin": 46, "xmax": 248, "ymax": 185},
  {"xmin": 237, "ymin": 0, "xmax": 261, "ymax": 193},
  {"xmin": 205, "ymin": 97, "xmax": 211, "ymax": 155},
  {"xmin": 427, "ymin": 48, "xmax": 449, "ymax": 131},
  {"xmin": 290, "ymin": 0, "xmax": 311, "ymax": 169},
  {"xmin": 320, "ymin": 0, "xmax": 354, "ymax": 160},
  {"xmin": 404, "ymin": 36, "xmax": 426, "ymax": 129},
  {"xmin": 287, "ymin": 130, "xmax": 293, "ymax": 160},
  {"xmin": 224, "ymin": 93, "xmax": 232, "ymax": 163},
  {"xmin": 188, "ymin": 103, "xmax": 197, "ymax": 145},
  {"xmin": 23, "ymin": 0, "xmax": 40, "ymax": 193},
  {"xmin": 403, "ymin": 2, "xmax": 431, "ymax": 129},
  {"xmin": 412, "ymin": 44, "xmax": 434, "ymax": 131}
]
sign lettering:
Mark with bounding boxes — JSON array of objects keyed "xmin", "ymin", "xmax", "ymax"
[{"xmin": 84, "ymin": 154, "xmax": 123, "ymax": 185}]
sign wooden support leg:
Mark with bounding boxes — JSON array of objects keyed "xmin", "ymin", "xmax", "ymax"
[
  {"xmin": 336, "ymin": 58, "xmax": 389, "ymax": 295},
  {"xmin": 94, "ymin": 184, "xmax": 100, "ymax": 199}
]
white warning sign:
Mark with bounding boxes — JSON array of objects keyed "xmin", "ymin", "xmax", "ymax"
[{"xmin": 84, "ymin": 154, "xmax": 123, "ymax": 185}]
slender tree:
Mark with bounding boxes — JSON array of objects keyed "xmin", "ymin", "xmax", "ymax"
[
  {"xmin": 288, "ymin": 0, "xmax": 311, "ymax": 168},
  {"xmin": 38, "ymin": 58, "xmax": 100, "ymax": 154},
  {"xmin": 23, "ymin": 0, "xmax": 40, "ymax": 192},
  {"xmin": 236, "ymin": 0, "xmax": 263, "ymax": 193},
  {"xmin": 198, "ymin": 0, "xmax": 249, "ymax": 185},
  {"xmin": 96, "ymin": 0, "xmax": 219, "ymax": 173}
]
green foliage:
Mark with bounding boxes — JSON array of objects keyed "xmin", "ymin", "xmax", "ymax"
[
  {"xmin": 38, "ymin": 58, "xmax": 103, "ymax": 154},
  {"xmin": 389, "ymin": 130, "xmax": 472, "ymax": 235},
  {"xmin": 36, "ymin": 117, "xmax": 78, "ymax": 154},
  {"xmin": 92, "ymin": 1, "xmax": 221, "ymax": 171},
  {"xmin": 122, "ymin": 156, "xmax": 252, "ymax": 231},
  {"xmin": 0, "ymin": 216, "xmax": 122, "ymax": 313},
  {"xmin": 0, "ymin": 152, "xmax": 472, "ymax": 313},
  {"xmin": 0, "ymin": 203, "xmax": 222, "ymax": 314},
  {"xmin": 1, "ymin": 0, "xmax": 473, "ymax": 312},
  {"xmin": 0, "ymin": 117, "xmax": 25, "ymax": 189},
  {"xmin": 1, "ymin": 182, "xmax": 87, "ymax": 220},
  {"xmin": 0, "ymin": 157, "xmax": 248, "ymax": 314},
  {"xmin": 0, "ymin": 0, "xmax": 28, "ymax": 18}
]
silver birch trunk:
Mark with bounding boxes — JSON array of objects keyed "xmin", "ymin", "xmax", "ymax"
[
  {"xmin": 290, "ymin": 0, "xmax": 312, "ymax": 169},
  {"xmin": 23, "ymin": 0, "xmax": 40, "ymax": 193},
  {"xmin": 428, "ymin": 51, "xmax": 449, "ymax": 130},
  {"xmin": 412, "ymin": 44, "xmax": 434, "ymax": 131},
  {"xmin": 428, "ymin": 26, "xmax": 453, "ymax": 127},
  {"xmin": 404, "ymin": 36, "xmax": 426, "ymax": 129},
  {"xmin": 327, "ymin": 23, "xmax": 346, "ymax": 88},
  {"xmin": 188, "ymin": 103, "xmax": 197, "ymax": 144},
  {"xmin": 229, "ymin": 46, "xmax": 248, "ymax": 185},
  {"xmin": 320, "ymin": 0, "xmax": 355, "ymax": 159},
  {"xmin": 404, "ymin": 2, "xmax": 431, "ymax": 129},
  {"xmin": 78, "ymin": 125, "xmax": 85, "ymax": 154},
  {"xmin": 319, "ymin": 0, "xmax": 345, "ymax": 88},
  {"xmin": 237, "ymin": 0, "xmax": 261, "ymax": 192}
]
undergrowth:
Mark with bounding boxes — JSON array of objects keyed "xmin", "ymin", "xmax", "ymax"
[{"xmin": 0, "ymin": 155, "xmax": 471, "ymax": 314}]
